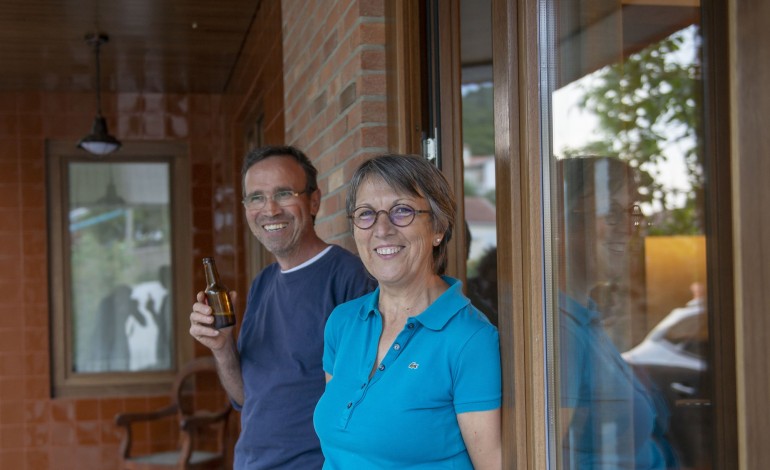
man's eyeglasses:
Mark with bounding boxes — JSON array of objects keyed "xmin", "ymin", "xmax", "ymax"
[
  {"xmin": 349, "ymin": 204, "xmax": 432, "ymax": 230},
  {"xmin": 242, "ymin": 189, "xmax": 308, "ymax": 211}
]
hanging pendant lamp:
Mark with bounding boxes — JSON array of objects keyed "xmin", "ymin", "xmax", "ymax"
[{"xmin": 77, "ymin": 33, "xmax": 122, "ymax": 156}]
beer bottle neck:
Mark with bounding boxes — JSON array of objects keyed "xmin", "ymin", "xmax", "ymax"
[{"xmin": 203, "ymin": 261, "xmax": 219, "ymax": 286}]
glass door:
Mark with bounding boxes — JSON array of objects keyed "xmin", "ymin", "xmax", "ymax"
[
  {"xmin": 460, "ymin": 0, "xmax": 498, "ymax": 326},
  {"xmin": 539, "ymin": 1, "xmax": 714, "ymax": 468}
]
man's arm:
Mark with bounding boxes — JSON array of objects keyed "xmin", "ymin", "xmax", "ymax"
[{"xmin": 189, "ymin": 291, "xmax": 245, "ymax": 406}]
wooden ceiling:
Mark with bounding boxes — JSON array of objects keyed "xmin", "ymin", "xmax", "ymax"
[{"xmin": 0, "ymin": 0, "xmax": 261, "ymax": 94}]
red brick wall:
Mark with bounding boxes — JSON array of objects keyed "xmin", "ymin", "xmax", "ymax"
[
  {"xmin": 281, "ymin": 0, "xmax": 389, "ymax": 252},
  {"xmin": 0, "ymin": 90, "xmax": 232, "ymax": 469}
]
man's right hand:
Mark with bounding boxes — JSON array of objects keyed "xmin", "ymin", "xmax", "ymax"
[{"xmin": 189, "ymin": 290, "xmax": 237, "ymax": 351}]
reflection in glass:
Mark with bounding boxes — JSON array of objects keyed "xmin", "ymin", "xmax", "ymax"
[
  {"xmin": 555, "ymin": 157, "xmax": 677, "ymax": 468},
  {"xmin": 460, "ymin": 0, "xmax": 497, "ymax": 326},
  {"xmin": 69, "ymin": 162, "xmax": 174, "ymax": 373},
  {"xmin": 545, "ymin": 1, "xmax": 709, "ymax": 468}
]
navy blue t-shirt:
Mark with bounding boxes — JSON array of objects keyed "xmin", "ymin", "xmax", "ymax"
[{"xmin": 234, "ymin": 245, "xmax": 374, "ymax": 470}]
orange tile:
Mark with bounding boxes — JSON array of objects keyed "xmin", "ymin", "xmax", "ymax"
[
  {"xmin": 0, "ymin": 424, "xmax": 24, "ymax": 448},
  {"xmin": 100, "ymin": 420, "xmax": 123, "ymax": 445},
  {"xmin": 49, "ymin": 422, "xmax": 76, "ymax": 446},
  {"xmin": 42, "ymin": 93, "xmax": 68, "ymax": 115},
  {"xmin": 22, "ymin": 257, "xmax": 46, "ymax": 282},
  {"xmin": 142, "ymin": 114, "xmax": 165, "ymax": 139},
  {"xmin": 17, "ymin": 92, "xmax": 43, "ymax": 114},
  {"xmin": 25, "ymin": 449, "xmax": 50, "ymax": 469},
  {"xmin": 144, "ymin": 94, "xmax": 165, "ymax": 113},
  {"xmin": 0, "ymin": 400, "xmax": 24, "ymax": 424},
  {"xmin": 0, "ymin": 115, "xmax": 19, "ymax": 137},
  {"xmin": 24, "ymin": 422, "xmax": 50, "ymax": 447},
  {"xmin": 98, "ymin": 397, "xmax": 125, "ymax": 422},
  {"xmin": 0, "ymin": 377, "xmax": 26, "ymax": 401},
  {"xmin": 51, "ymin": 399, "xmax": 75, "ymax": 423},
  {"xmin": 21, "ymin": 304, "xmax": 48, "ymax": 328},
  {"xmin": 75, "ymin": 421, "xmax": 100, "ymax": 445},
  {"xmin": 0, "ymin": 232, "xmax": 22, "ymax": 257},
  {"xmin": 0, "ymin": 449, "xmax": 25, "ymax": 470},
  {"xmin": 24, "ymin": 399, "xmax": 50, "ymax": 423},
  {"xmin": 18, "ymin": 114, "xmax": 43, "ymax": 137},
  {"xmin": 21, "ymin": 208, "xmax": 45, "ymax": 231},
  {"xmin": 117, "ymin": 93, "xmax": 143, "ymax": 114},
  {"xmin": 0, "ymin": 138, "xmax": 18, "ymax": 160},
  {"xmin": 166, "ymin": 115, "xmax": 189, "ymax": 138},
  {"xmin": 0, "ymin": 93, "xmax": 18, "ymax": 114},
  {"xmin": 0, "ymin": 161, "xmax": 20, "ymax": 184},
  {"xmin": 0, "ymin": 353, "xmax": 25, "ymax": 376},
  {"xmin": 25, "ymin": 351, "xmax": 48, "ymax": 374},
  {"xmin": 166, "ymin": 94, "xmax": 190, "ymax": 114},
  {"xmin": 117, "ymin": 115, "xmax": 143, "ymax": 138},
  {"xmin": 24, "ymin": 377, "xmax": 50, "ymax": 400},
  {"xmin": 18, "ymin": 138, "xmax": 43, "ymax": 160},
  {"xmin": 21, "ymin": 230, "xmax": 45, "ymax": 257},
  {"xmin": 0, "ymin": 331, "xmax": 23, "ymax": 353},
  {"xmin": 24, "ymin": 327, "xmax": 49, "ymax": 354},
  {"xmin": 74, "ymin": 399, "xmax": 99, "ymax": 421},
  {"xmin": 19, "ymin": 155, "xmax": 44, "ymax": 184},
  {"xmin": 21, "ymin": 183, "xmax": 45, "ymax": 209}
]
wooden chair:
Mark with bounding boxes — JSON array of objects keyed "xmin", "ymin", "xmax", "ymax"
[{"xmin": 115, "ymin": 356, "xmax": 232, "ymax": 469}]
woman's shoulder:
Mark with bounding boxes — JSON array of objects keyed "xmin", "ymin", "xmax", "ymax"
[{"xmin": 329, "ymin": 289, "xmax": 376, "ymax": 320}]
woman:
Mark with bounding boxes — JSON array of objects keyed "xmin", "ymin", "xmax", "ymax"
[{"xmin": 313, "ymin": 154, "xmax": 502, "ymax": 469}]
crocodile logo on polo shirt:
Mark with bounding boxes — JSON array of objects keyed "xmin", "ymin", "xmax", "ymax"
[{"xmin": 408, "ymin": 362, "xmax": 419, "ymax": 369}]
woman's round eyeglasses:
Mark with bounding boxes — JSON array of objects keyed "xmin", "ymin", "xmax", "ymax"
[
  {"xmin": 348, "ymin": 204, "xmax": 432, "ymax": 230},
  {"xmin": 242, "ymin": 189, "xmax": 308, "ymax": 211}
]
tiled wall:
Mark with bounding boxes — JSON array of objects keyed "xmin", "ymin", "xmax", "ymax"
[
  {"xmin": 0, "ymin": 90, "xmax": 234, "ymax": 469},
  {"xmin": 0, "ymin": 0, "xmax": 394, "ymax": 467}
]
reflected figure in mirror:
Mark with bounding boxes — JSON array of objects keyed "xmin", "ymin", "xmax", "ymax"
[
  {"xmin": 145, "ymin": 265, "xmax": 173, "ymax": 369},
  {"xmin": 557, "ymin": 156, "xmax": 678, "ymax": 469},
  {"xmin": 88, "ymin": 284, "xmax": 146, "ymax": 372}
]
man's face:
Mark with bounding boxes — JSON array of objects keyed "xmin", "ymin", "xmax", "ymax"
[{"xmin": 242, "ymin": 156, "xmax": 320, "ymax": 262}]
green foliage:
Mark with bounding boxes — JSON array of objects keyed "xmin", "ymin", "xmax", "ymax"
[
  {"xmin": 564, "ymin": 27, "xmax": 704, "ymax": 235},
  {"xmin": 462, "ymin": 83, "xmax": 495, "ymax": 156}
]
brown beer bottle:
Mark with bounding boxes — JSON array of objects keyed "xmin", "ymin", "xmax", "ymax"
[{"xmin": 202, "ymin": 257, "xmax": 236, "ymax": 329}]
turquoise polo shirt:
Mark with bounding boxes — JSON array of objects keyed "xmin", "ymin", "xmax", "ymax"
[{"xmin": 313, "ymin": 276, "xmax": 501, "ymax": 469}]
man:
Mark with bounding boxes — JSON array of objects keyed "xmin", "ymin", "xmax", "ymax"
[{"xmin": 189, "ymin": 145, "xmax": 375, "ymax": 469}]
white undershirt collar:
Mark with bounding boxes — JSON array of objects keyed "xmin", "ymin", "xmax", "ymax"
[{"xmin": 281, "ymin": 245, "xmax": 333, "ymax": 273}]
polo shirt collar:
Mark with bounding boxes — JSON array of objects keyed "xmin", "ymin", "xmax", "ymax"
[
  {"xmin": 357, "ymin": 276, "xmax": 470, "ymax": 331},
  {"xmin": 559, "ymin": 291, "xmax": 601, "ymax": 326}
]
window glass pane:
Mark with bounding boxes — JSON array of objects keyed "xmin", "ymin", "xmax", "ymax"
[
  {"xmin": 542, "ymin": 1, "xmax": 710, "ymax": 468},
  {"xmin": 69, "ymin": 162, "xmax": 174, "ymax": 373},
  {"xmin": 460, "ymin": 0, "xmax": 497, "ymax": 326}
]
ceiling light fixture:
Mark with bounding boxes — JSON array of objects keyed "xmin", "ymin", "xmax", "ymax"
[{"xmin": 77, "ymin": 33, "xmax": 121, "ymax": 156}]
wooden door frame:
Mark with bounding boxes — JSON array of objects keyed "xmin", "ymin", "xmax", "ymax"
[
  {"xmin": 386, "ymin": 0, "xmax": 467, "ymax": 281},
  {"xmin": 492, "ymin": 0, "xmax": 549, "ymax": 467}
]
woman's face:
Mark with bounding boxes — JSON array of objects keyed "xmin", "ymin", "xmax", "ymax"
[{"xmin": 352, "ymin": 177, "xmax": 443, "ymax": 289}]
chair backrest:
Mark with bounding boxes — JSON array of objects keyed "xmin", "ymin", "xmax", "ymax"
[
  {"xmin": 172, "ymin": 355, "xmax": 229, "ymax": 416},
  {"xmin": 116, "ymin": 355, "xmax": 233, "ymax": 469}
]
